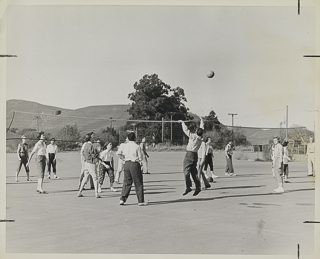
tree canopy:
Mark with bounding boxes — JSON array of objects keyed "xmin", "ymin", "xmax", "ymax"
[{"xmin": 126, "ymin": 74, "xmax": 192, "ymax": 142}]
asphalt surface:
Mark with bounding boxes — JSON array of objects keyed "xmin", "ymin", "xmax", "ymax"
[{"xmin": 3, "ymin": 151, "xmax": 319, "ymax": 258}]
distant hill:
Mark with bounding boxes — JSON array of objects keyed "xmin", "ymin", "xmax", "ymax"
[{"xmin": 6, "ymin": 99, "xmax": 131, "ymax": 134}]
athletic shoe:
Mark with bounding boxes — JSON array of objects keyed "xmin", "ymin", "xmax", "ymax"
[
  {"xmin": 225, "ymin": 173, "xmax": 230, "ymax": 176},
  {"xmin": 110, "ymin": 187, "xmax": 118, "ymax": 192},
  {"xmin": 54, "ymin": 175, "xmax": 60, "ymax": 179},
  {"xmin": 15, "ymin": 177, "xmax": 18, "ymax": 182},
  {"xmin": 114, "ymin": 181, "xmax": 120, "ymax": 184},
  {"xmin": 145, "ymin": 172, "xmax": 150, "ymax": 174},
  {"xmin": 47, "ymin": 175, "xmax": 51, "ymax": 179},
  {"xmin": 95, "ymin": 194, "xmax": 101, "ymax": 198},
  {"xmin": 77, "ymin": 192, "xmax": 83, "ymax": 197},
  {"xmin": 27, "ymin": 178, "xmax": 32, "ymax": 181},
  {"xmin": 307, "ymin": 174, "xmax": 313, "ymax": 177},
  {"xmin": 183, "ymin": 188, "xmax": 192, "ymax": 196},
  {"xmin": 212, "ymin": 174, "xmax": 219, "ymax": 178},
  {"xmin": 193, "ymin": 189, "xmax": 201, "ymax": 196},
  {"xmin": 273, "ymin": 187, "xmax": 284, "ymax": 193},
  {"xmin": 229, "ymin": 173, "xmax": 236, "ymax": 176},
  {"xmin": 138, "ymin": 202, "xmax": 148, "ymax": 206},
  {"xmin": 119, "ymin": 200, "xmax": 125, "ymax": 205}
]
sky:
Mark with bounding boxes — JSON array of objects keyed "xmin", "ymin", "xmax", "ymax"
[{"xmin": 3, "ymin": 1, "xmax": 318, "ymax": 131}]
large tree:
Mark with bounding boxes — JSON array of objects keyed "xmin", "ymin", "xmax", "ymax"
[{"xmin": 127, "ymin": 74, "xmax": 192, "ymax": 142}]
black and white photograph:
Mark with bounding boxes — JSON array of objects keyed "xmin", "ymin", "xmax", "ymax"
[{"xmin": 1, "ymin": 0, "xmax": 319, "ymax": 258}]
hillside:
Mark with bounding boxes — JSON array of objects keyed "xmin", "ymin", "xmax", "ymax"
[{"xmin": 6, "ymin": 99, "xmax": 131, "ymax": 134}]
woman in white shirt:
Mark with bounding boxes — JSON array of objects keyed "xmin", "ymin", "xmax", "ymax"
[
  {"xmin": 282, "ymin": 141, "xmax": 290, "ymax": 183},
  {"xmin": 27, "ymin": 131, "xmax": 47, "ymax": 194},
  {"xmin": 98, "ymin": 142, "xmax": 117, "ymax": 193}
]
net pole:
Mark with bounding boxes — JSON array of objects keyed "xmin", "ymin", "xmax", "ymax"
[{"xmin": 6, "ymin": 111, "xmax": 15, "ymax": 133}]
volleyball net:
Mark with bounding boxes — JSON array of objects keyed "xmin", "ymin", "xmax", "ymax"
[{"xmin": 6, "ymin": 110, "xmax": 313, "ymax": 154}]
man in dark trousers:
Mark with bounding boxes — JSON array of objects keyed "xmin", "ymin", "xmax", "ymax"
[
  {"xmin": 119, "ymin": 132, "xmax": 147, "ymax": 206},
  {"xmin": 178, "ymin": 118, "xmax": 204, "ymax": 196}
]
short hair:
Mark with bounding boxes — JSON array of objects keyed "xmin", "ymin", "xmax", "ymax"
[
  {"xmin": 127, "ymin": 132, "xmax": 136, "ymax": 141},
  {"xmin": 37, "ymin": 131, "xmax": 44, "ymax": 139},
  {"xmin": 85, "ymin": 134, "xmax": 92, "ymax": 142},
  {"xmin": 196, "ymin": 128, "xmax": 204, "ymax": 137},
  {"xmin": 203, "ymin": 137, "xmax": 209, "ymax": 142},
  {"xmin": 273, "ymin": 136, "xmax": 280, "ymax": 141},
  {"xmin": 282, "ymin": 141, "xmax": 288, "ymax": 147},
  {"xmin": 51, "ymin": 138, "xmax": 55, "ymax": 141}
]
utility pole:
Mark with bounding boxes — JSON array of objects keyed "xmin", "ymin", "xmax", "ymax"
[{"xmin": 228, "ymin": 113, "xmax": 237, "ymax": 142}]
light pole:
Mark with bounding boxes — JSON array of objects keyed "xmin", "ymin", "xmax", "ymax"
[{"xmin": 228, "ymin": 113, "xmax": 237, "ymax": 142}]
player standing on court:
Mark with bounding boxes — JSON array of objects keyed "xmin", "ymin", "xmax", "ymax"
[
  {"xmin": 46, "ymin": 138, "xmax": 60, "ymax": 179},
  {"xmin": 307, "ymin": 137, "xmax": 315, "ymax": 177},
  {"xmin": 178, "ymin": 117, "xmax": 204, "ymax": 196},
  {"xmin": 119, "ymin": 132, "xmax": 147, "ymax": 206},
  {"xmin": 140, "ymin": 137, "xmax": 150, "ymax": 174},
  {"xmin": 27, "ymin": 131, "xmax": 47, "ymax": 194},
  {"xmin": 98, "ymin": 142, "xmax": 117, "ymax": 193},
  {"xmin": 282, "ymin": 141, "xmax": 290, "ymax": 183},
  {"xmin": 115, "ymin": 137, "xmax": 128, "ymax": 184},
  {"xmin": 203, "ymin": 137, "xmax": 218, "ymax": 180},
  {"xmin": 225, "ymin": 141, "xmax": 236, "ymax": 176},
  {"xmin": 272, "ymin": 137, "xmax": 284, "ymax": 193},
  {"xmin": 15, "ymin": 135, "xmax": 31, "ymax": 182},
  {"xmin": 77, "ymin": 134, "xmax": 100, "ymax": 198}
]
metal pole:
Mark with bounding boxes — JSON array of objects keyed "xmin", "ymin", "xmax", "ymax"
[
  {"xmin": 286, "ymin": 105, "xmax": 288, "ymax": 140},
  {"xmin": 170, "ymin": 113, "xmax": 173, "ymax": 144},
  {"xmin": 162, "ymin": 117, "xmax": 164, "ymax": 143}
]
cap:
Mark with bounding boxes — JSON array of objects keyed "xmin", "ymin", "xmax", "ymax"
[{"xmin": 21, "ymin": 135, "xmax": 26, "ymax": 139}]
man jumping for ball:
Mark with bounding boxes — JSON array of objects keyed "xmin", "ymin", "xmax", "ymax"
[{"xmin": 178, "ymin": 118, "xmax": 204, "ymax": 196}]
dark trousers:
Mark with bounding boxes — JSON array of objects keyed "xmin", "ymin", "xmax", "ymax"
[
  {"xmin": 183, "ymin": 151, "xmax": 200, "ymax": 190},
  {"xmin": 121, "ymin": 161, "xmax": 144, "ymax": 203},
  {"xmin": 225, "ymin": 155, "xmax": 234, "ymax": 173},
  {"xmin": 204, "ymin": 154, "xmax": 213, "ymax": 171},
  {"xmin": 47, "ymin": 153, "xmax": 57, "ymax": 173},
  {"xmin": 17, "ymin": 156, "xmax": 29, "ymax": 173}
]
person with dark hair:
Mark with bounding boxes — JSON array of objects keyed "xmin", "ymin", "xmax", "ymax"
[
  {"xmin": 178, "ymin": 118, "xmax": 204, "ymax": 196},
  {"xmin": 115, "ymin": 137, "xmax": 129, "ymax": 184},
  {"xmin": 272, "ymin": 137, "xmax": 284, "ymax": 193},
  {"xmin": 46, "ymin": 138, "xmax": 59, "ymax": 179},
  {"xmin": 225, "ymin": 141, "xmax": 236, "ymax": 176},
  {"xmin": 27, "ymin": 131, "xmax": 47, "ymax": 194},
  {"xmin": 140, "ymin": 137, "xmax": 150, "ymax": 174},
  {"xmin": 203, "ymin": 137, "xmax": 218, "ymax": 180},
  {"xmin": 98, "ymin": 142, "xmax": 117, "ymax": 193},
  {"xmin": 119, "ymin": 132, "xmax": 147, "ymax": 206},
  {"xmin": 197, "ymin": 139, "xmax": 211, "ymax": 189},
  {"xmin": 15, "ymin": 135, "xmax": 31, "ymax": 182},
  {"xmin": 77, "ymin": 133, "xmax": 100, "ymax": 198},
  {"xmin": 282, "ymin": 141, "xmax": 290, "ymax": 183}
]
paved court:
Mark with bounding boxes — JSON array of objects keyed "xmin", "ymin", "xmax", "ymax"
[{"xmin": 4, "ymin": 151, "xmax": 317, "ymax": 256}]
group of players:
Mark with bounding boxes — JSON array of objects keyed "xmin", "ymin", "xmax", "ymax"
[
  {"xmin": 270, "ymin": 136, "xmax": 316, "ymax": 193},
  {"xmin": 14, "ymin": 120, "xmax": 315, "ymax": 203}
]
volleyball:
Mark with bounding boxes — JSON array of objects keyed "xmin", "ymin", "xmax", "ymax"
[{"xmin": 206, "ymin": 70, "xmax": 215, "ymax": 78}]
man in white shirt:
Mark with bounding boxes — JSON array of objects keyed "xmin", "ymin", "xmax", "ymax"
[
  {"xmin": 119, "ymin": 132, "xmax": 147, "ymax": 206},
  {"xmin": 178, "ymin": 118, "xmax": 204, "ymax": 196},
  {"xmin": 46, "ymin": 138, "xmax": 59, "ymax": 179},
  {"xmin": 307, "ymin": 137, "xmax": 315, "ymax": 177},
  {"xmin": 272, "ymin": 137, "xmax": 284, "ymax": 193},
  {"xmin": 140, "ymin": 137, "xmax": 150, "ymax": 174},
  {"xmin": 115, "ymin": 137, "xmax": 128, "ymax": 184}
]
